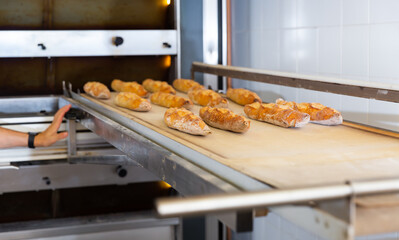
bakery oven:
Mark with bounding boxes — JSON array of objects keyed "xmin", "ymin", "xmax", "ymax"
[{"xmin": 0, "ymin": 0, "xmax": 179, "ymax": 239}]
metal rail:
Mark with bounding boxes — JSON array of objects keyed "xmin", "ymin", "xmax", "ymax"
[
  {"xmin": 191, "ymin": 62, "xmax": 399, "ymax": 102},
  {"xmin": 156, "ymin": 178, "xmax": 399, "ymax": 218}
]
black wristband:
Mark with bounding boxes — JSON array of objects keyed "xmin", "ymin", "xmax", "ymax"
[{"xmin": 28, "ymin": 132, "xmax": 39, "ymax": 149}]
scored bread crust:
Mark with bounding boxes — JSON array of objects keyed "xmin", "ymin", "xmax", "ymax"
[
  {"xmin": 111, "ymin": 79, "xmax": 149, "ymax": 98},
  {"xmin": 114, "ymin": 92, "xmax": 151, "ymax": 112},
  {"xmin": 164, "ymin": 108, "xmax": 211, "ymax": 135},
  {"xmin": 199, "ymin": 107, "xmax": 250, "ymax": 133},
  {"xmin": 188, "ymin": 89, "xmax": 229, "ymax": 108},
  {"xmin": 83, "ymin": 82, "xmax": 111, "ymax": 99},
  {"xmin": 150, "ymin": 92, "xmax": 193, "ymax": 109},
  {"xmin": 172, "ymin": 79, "xmax": 204, "ymax": 93},
  {"xmin": 226, "ymin": 88, "xmax": 261, "ymax": 105},
  {"xmin": 142, "ymin": 79, "xmax": 176, "ymax": 95},
  {"xmin": 275, "ymin": 98, "xmax": 343, "ymax": 125},
  {"xmin": 244, "ymin": 102, "xmax": 310, "ymax": 128}
]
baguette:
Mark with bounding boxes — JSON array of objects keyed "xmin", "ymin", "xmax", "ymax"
[
  {"xmin": 199, "ymin": 107, "xmax": 250, "ymax": 133},
  {"xmin": 111, "ymin": 79, "xmax": 149, "ymax": 98},
  {"xmin": 172, "ymin": 78, "xmax": 204, "ymax": 93},
  {"xmin": 244, "ymin": 102, "xmax": 310, "ymax": 128},
  {"xmin": 142, "ymin": 79, "xmax": 176, "ymax": 94},
  {"xmin": 275, "ymin": 98, "xmax": 343, "ymax": 125},
  {"xmin": 226, "ymin": 88, "xmax": 261, "ymax": 105},
  {"xmin": 188, "ymin": 88, "xmax": 229, "ymax": 108},
  {"xmin": 83, "ymin": 82, "xmax": 111, "ymax": 99},
  {"xmin": 150, "ymin": 92, "xmax": 193, "ymax": 109},
  {"xmin": 164, "ymin": 108, "xmax": 211, "ymax": 135},
  {"xmin": 114, "ymin": 92, "xmax": 151, "ymax": 112}
]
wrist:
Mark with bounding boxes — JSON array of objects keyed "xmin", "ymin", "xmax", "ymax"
[{"xmin": 28, "ymin": 132, "xmax": 40, "ymax": 148}]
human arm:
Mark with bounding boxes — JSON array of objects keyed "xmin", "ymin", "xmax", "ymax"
[{"xmin": 0, "ymin": 104, "xmax": 71, "ymax": 149}]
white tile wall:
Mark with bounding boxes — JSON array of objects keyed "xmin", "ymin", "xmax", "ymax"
[
  {"xmin": 342, "ymin": 25, "xmax": 369, "ymax": 78},
  {"xmin": 370, "ymin": 0, "xmax": 399, "ymax": 23},
  {"xmin": 230, "ymin": 0, "xmax": 399, "ymax": 239},
  {"xmin": 231, "ymin": 0, "xmax": 399, "ymax": 132},
  {"xmin": 318, "ymin": 27, "xmax": 341, "ymax": 74},
  {"xmin": 280, "ymin": 29, "xmax": 297, "ymax": 72},
  {"xmin": 343, "ymin": 0, "xmax": 369, "ymax": 25},
  {"xmin": 370, "ymin": 23, "xmax": 399, "ymax": 79},
  {"xmin": 280, "ymin": 0, "xmax": 297, "ymax": 28},
  {"xmin": 297, "ymin": 28, "xmax": 318, "ymax": 74}
]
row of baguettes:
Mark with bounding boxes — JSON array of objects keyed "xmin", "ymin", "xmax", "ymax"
[{"xmin": 83, "ymin": 79, "xmax": 343, "ymax": 135}]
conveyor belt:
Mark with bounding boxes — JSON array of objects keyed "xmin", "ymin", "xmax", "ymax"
[{"xmin": 82, "ymin": 92, "xmax": 399, "ymax": 190}]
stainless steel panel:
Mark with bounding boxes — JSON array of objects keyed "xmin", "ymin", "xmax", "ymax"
[
  {"xmin": 0, "ymin": 96, "xmax": 58, "ymax": 114},
  {"xmin": 0, "ymin": 163, "xmax": 159, "ymax": 194},
  {"xmin": 0, "ymin": 30, "xmax": 177, "ymax": 58},
  {"xmin": 0, "ymin": 212, "xmax": 178, "ymax": 240}
]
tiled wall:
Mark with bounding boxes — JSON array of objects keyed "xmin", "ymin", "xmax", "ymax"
[{"xmin": 231, "ymin": 0, "xmax": 399, "ymax": 131}]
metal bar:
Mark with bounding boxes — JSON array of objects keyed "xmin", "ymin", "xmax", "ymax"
[
  {"xmin": 0, "ymin": 211, "xmax": 178, "ymax": 240},
  {"xmin": 68, "ymin": 155, "xmax": 138, "ymax": 166},
  {"xmin": 191, "ymin": 62, "xmax": 399, "ymax": 102},
  {"xmin": 175, "ymin": 0, "xmax": 181, "ymax": 79},
  {"xmin": 0, "ymin": 96, "xmax": 58, "ymax": 114},
  {"xmin": 156, "ymin": 178, "xmax": 399, "ymax": 218},
  {"xmin": 0, "ymin": 30, "xmax": 177, "ymax": 58},
  {"xmin": 67, "ymin": 119, "xmax": 77, "ymax": 156},
  {"xmin": 225, "ymin": 0, "xmax": 232, "ymax": 89}
]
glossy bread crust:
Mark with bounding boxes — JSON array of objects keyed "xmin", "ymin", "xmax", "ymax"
[
  {"xmin": 111, "ymin": 79, "xmax": 149, "ymax": 98},
  {"xmin": 150, "ymin": 92, "xmax": 193, "ymax": 109},
  {"xmin": 164, "ymin": 108, "xmax": 211, "ymax": 135},
  {"xmin": 172, "ymin": 79, "xmax": 204, "ymax": 93},
  {"xmin": 244, "ymin": 102, "xmax": 310, "ymax": 128},
  {"xmin": 142, "ymin": 79, "xmax": 176, "ymax": 95},
  {"xmin": 188, "ymin": 89, "xmax": 229, "ymax": 108},
  {"xmin": 114, "ymin": 92, "xmax": 151, "ymax": 112},
  {"xmin": 275, "ymin": 98, "xmax": 343, "ymax": 125},
  {"xmin": 199, "ymin": 107, "xmax": 250, "ymax": 133},
  {"xmin": 83, "ymin": 82, "xmax": 111, "ymax": 99},
  {"xmin": 226, "ymin": 88, "xmax": 261, "ymax": 105}
]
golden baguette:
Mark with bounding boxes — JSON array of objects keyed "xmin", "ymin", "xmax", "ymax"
[
  {"xmin": 244, "ymin": 102, "xmax": 310, "ymax": 128},
  {"xmin": 164, "ymin": 108, "xmax": 211, "ymax": 135},
  {"xmin": 114, "ymin": 92, "xmax": 151, "ymax": 112},
  {"xmin": 226, "ymin": 88, "xmax": 261, "ymax": 105},
  {"xmin": 172, "ymin": 79, "xmax": 204, "ymax": 93},
  {"xmin": 188, "ymin": 88, "xmax": 229, "ymax": 108},
  {"xmin": 150, "ymin": 92, "xmax": 193, "ymax": 109},
  {"xmin": 275, "ymin": 98, "xmax": 343, "ymax": 125},
  {"xmin": 111, "ymin": 79, "xmax": 149, "ymax": 98},
  {"xmin": 142, "ymin": 79, "xmax": 176, "ymax": 94},
  {"xmin": 83, "ymin": 82, "xmax": 111, "ymax": 99},
  {"xmin": 199, "ymin": 107, "xmax": 250, "ymax": 133}
]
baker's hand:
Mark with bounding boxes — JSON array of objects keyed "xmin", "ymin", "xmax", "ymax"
[{"xmin": 34, "ymin": 104, "xmax": 71, "ymax": 147}]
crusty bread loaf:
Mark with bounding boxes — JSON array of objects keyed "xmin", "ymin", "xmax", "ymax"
[
  {"xmin": 83, "ymin": 82, "xmax": 111, "ymax": 99},
  {"xmin": 199, "ymin": 107, "xmax": 250, "ymax": 133},
  {"xmin": 172, "ymin": 79, "xmax": 204, "ymax": 93},
  {"xmin": 244, "ymin": 102, "xmax": 310, "ymax": 128},
  {"xmin": 142, "ymin": 79, "xmax": 176, "ymax": 95},
  {"xmin": 226, "ymin": 88, "xmax": 261, "ymax": 105},
  {"xmin": 188, "ymin": 89, "xmax": 229, "ymax": 108},
  {"xmin": 164, "ymin": 108, "xmax": 211, "ymax": 135},
  {"xmin": 114, "ymin": 92, "xmax": 151, "ymax": 112},
  {"xmin": 111, "ymin": 79, "xmax": 149, "ymax": 98},
  {"xmin": 150, "ymin": 92, "xmax": 193, "ymax": 109},
  {"xmin": 275, "ymin": 98, "xmax": 343, "ymax": 125}
]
